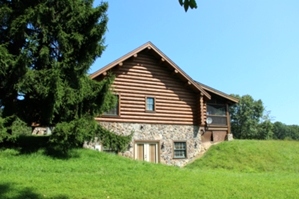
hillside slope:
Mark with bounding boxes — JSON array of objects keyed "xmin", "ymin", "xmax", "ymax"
[
  {"xmin": 1, "ymin": 140, "xmax": 299, "ymax": 198},
  {"xmin": 187, "ymin": 140, "xmax": 299, "ymax": 172}
]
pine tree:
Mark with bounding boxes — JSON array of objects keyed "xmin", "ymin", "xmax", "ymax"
[
  {"xmin": 0, "ymin": 0, "xmax": 112, "ymax": 124},
  {"xmin": 0, "ymin": 0, "xmax": 123, "ymax": 150}
]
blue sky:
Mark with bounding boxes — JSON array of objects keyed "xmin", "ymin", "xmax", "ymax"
[{"xmin": 91, "ymin": 0, "xmax": 299, "ymax": 125}]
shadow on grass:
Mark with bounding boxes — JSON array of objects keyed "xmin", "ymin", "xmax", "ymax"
[
  {"xmin": 0, "ymin": 183, "xmax": 69, "ymax": 199},
  {"xmin": 44, "ymin": 146, "xmax": 81, "ymax": 159},
  {"xmin": 0, "ymin": 136, "xmax": 81, "ymax": 159}
]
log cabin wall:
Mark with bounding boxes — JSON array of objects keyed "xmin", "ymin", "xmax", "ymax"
[{"xmin": 95, "ymin": 50, "xmax": 200, "ymax": 125}]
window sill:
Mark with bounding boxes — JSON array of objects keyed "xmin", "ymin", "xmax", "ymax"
[
  {"xmin": 145, "ymin": 110, "xmax": 156, "ymax": 113},
  {"xmin": 173, "ymin": 157, "xmax": 187, "ymax": 159}
]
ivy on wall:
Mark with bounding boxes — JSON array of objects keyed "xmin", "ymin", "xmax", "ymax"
[{"xmin": 97, "ymin": 125, "xmax": 133, "ymax": 153}]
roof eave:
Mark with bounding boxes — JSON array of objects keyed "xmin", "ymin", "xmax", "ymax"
[
  {"xmin": 90, "ymin": 42, "xmax": 153, "ymax": 79},
  {"xmin": 197, "ymin": 82, "xmax": 238, "ymax": 104}
]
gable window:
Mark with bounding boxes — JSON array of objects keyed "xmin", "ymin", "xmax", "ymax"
[
  {"xmin": 173, "ymin": 142, "xmax": 187, "ymax": 159},
  {"xmin": 146, "ymin": 97, "xmax": 155, "ymax": 111},
  {"xmin": 104, "ymin": 95, "xmax": 119, "ymax": 116},
  {"xmin": 207, "ymin": 104, "xmax": 227, "ymax": 125}
]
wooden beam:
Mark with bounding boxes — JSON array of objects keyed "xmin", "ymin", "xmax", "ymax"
[
  {"xmin": 145, "ymin": 46, "xmax": 152, "ymax": 53},
  {"xmin": 113, "ymin": 84, "xmax": 198, "ymax": 98},
  {"xmin": 116, "ymin": 62, "xmax": 123, "ymax": 69},
  {"xmin": 171, "ymin": 70, "xmax": 179, "ymax": 75},
  {"xmin": 129, "ymin": 53, "xmax": 138, "ymax": 61},
  {"xmin": 184, "ymin": 81, "xmax": 191, "ymax": 86},
  {"xmin": 95, "ymin": 117, "xmax": 194, "ymax": 125},
  {"xmin": 159, "ymin": 57, "xmax": 165, "ymax": 65},
  {"xmin": 200, "ymin": 95, "xmax": 206, "ymax": 126},
  {"xmin": 226, "ymin": 104, "xmax": 231, "ymax": 134},
  {"xmin": 206, "ymin": 127, "xmax": 228, "ymax": 131},
  {"xmin": 104, "ymin": 114, "xmax": 193, "ymax": 120},
  {"xmin": 103, "ymin": 71, "xmax": 107, "ymax": 76}
]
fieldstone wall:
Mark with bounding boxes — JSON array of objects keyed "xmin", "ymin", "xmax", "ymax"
[
  {"xmin": 32, "ymin": 127, "xmax": 54, "ymax": 135},
  {"xmin": 227, "ymin": 133, "xmax": 234, "ymax": 141},
  {"xmin": 98, "ymin": 122, "xmax": 202, "ymax": 167}
]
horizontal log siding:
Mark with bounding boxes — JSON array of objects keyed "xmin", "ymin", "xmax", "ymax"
[{"xmin": 99, "ymin": 51, "xmax": 199, "ymax": 125}]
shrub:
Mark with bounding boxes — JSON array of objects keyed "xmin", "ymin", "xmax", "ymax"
[
  {"xmin": 0, "ymin": 117, "xmax": 7, "ymax": 143},
  {"xmin": 48, "ymin": 116, "xmax": 98, "ymax": 155},
  {"xmin": 48, "ymin": 116, "xmax": 132, "ymax": 155},
  {"xmin": 97, "ymin": 125, "xmax": 133, "ymax": 153},
  {"xmin": 0, "ymin": 116, "xmax": 31, "ymax": 143}
]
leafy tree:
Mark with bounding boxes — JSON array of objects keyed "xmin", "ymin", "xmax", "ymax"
[
  {"xmin": 273, "ymin": 122, "xmax": 288, "ymax": 140},
  {"xmin": 289, "ymin": 125, "xmax": 299, "ymax": 140},
  {"xmin": 273, "ymin": 122, "xmax": 299, "ymax": 140},
  {"xmin": 179, "ymin": 0, "xmax": 197, "ymax": 12},
  {"xmin": 0, "ymin": 0, "xmax": 130, "ymax": 152},
  {"xmin": 257, "ymin": 116, "xmax": 273, "ymax": 140},
  {"xmin": 230, "ymin": 94, "xmax": 273, "ymax": 139}
]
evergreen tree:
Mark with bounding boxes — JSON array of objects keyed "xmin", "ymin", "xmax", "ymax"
[
  {"xmin": 0, "ymin": 0, "xmax": 129, "ymax": 151},
  {"xmin": 0, "ymin": 0, "xmax": 111, "ymax": 125}
]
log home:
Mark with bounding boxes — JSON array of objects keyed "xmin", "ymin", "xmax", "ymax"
[{"xmin": 90, "ymin": 42, "xmax": 238, "ymax": 166}]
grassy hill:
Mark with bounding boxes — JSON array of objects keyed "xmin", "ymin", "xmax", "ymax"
[
  {"xmin": 187, "ymin": 140, "xmax": 299, "ymax": 172},
  {"xmin": 1, "ymin": 140, "xmax": 299, "ymax": 199}
]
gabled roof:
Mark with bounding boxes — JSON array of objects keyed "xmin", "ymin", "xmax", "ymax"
[
  {"xmin": 90, "ymin": 41, "xmax": 211, "ymax": 99},
  {"xmin": 196, "ymin": 81, "xmax": 238, "ymax": 104}
]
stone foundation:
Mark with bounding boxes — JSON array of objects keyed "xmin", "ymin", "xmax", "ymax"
[
  {"xmin": 95, "ymin": 122, "xmax": 202, "ymax": 167},
  {"xmin": 32, "ymin": 127, "xmax": 54, "ymax": 135},
  {"xmin": 227, "ymin": 133, "xmax": 233, "ymax": 141}
]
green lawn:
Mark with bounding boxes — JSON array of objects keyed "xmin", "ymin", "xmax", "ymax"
[{"xmin": 1, "ymin": 140, "xmax": 299, "ymax": 199}]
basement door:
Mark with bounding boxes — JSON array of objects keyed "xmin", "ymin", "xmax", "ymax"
[{"xmin": 135, "ymin": 142, "xmax": 159, "ymax": 163}]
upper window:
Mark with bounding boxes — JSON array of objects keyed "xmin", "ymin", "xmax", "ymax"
[
  {"xmin": 146, "ymin": 97, "xmax": 155, "ymax": 111},
  {"xmin": 104, "ymin": 95, "xmax": 119, "ymax": 116},
  {"xmin": 173, "ymin": 142, "xmax": 187, "ymax": 159}
]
